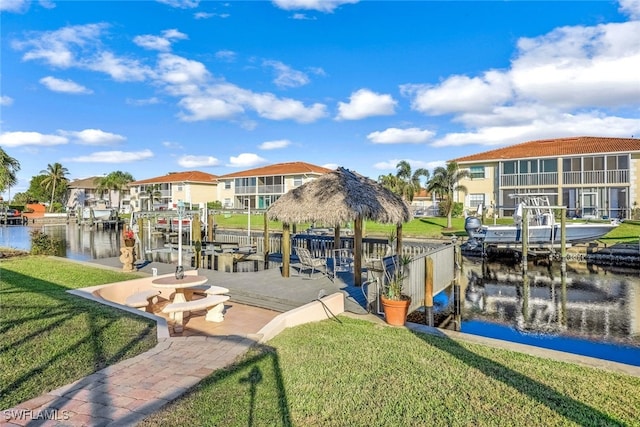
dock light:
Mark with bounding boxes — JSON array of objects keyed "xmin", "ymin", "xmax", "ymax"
[{"xmin": 176, "ymin": 199, "xmax": 186, "ymax": 279}]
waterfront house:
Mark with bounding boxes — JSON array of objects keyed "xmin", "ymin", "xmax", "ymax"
[
  {"xmin": 453, "ymin": 136, "xmax": 640, "ymax": 219},
  {"xmin": 128, "ymin": 171, "xmax": 218, "ymax": 212},
  {"xmin": 216, "ymin": 161, "xmax": 333, "ymax": 210}
]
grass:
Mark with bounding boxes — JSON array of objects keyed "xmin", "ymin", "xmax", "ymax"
[
  {"xmin": 213, "ymin": 213, "xmax": 640, "ymax": 244},
  {"xmin": 0, "ymin": 256, "xmax": 157, "ymax": 409},
  {"xmin": 140, "ymin": 317, "xmax": 640, "ymax": 426}
]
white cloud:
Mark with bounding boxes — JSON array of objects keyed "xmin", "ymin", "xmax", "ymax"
[
  {"xmin": 156, "ymin": 53, "xmax": 210, "ymax": 94},
  {"xmin": 367, "ymin": 127, "xmax": 435, "ymax": 144},
  {"xmin": 227, "ymin": 153, "xmax": 267, "ymax": 168},
  {"xmin": 195, "ymin": 11, "xmax": 229, "ymax": 19},
  {"xmin": 177, "ymin": 81, "xmax": 328, "ymax": 123},
  {"xmin": 39, "ymin": 0, "xmax": 55, "ymax": 9},
  {"xmin": 263, "ymin": 60, "xmax": 310, "ymax": 88},
  {"xmin": 39, "ymin": 76, "xmax": 92, "ymax": 94},
  {"xmin": 13, "ymin": 23, "xmax": 108, "ymax": 68},
  {"xmin": 0, "ymin": 131, "xmax": 67, "ymax": 147},
  {"xmin": 162, "ymin": 140, "xmax": 183, "ymax": 149},
  {"xmin": 86, "ymin": 51, "xmax": 153, "ymax": 82},
  {"xmin": 259, "ymin": 139, "xmax": 291, "ymax": 150},
  {"xmin": 58, "ymin": 129, "xmax": 126, "ymax": 145},
  {"xmin": 292, "ymin": 13, "xmax": 316, "ymax": 20},
  {"xmin": 215, "ymin": 50, "xmax": 237, "ymax": 62},
  {"xmin": 0, "ymin": 96, "xmax": 14, "ymax": 106},
  {"xmin": 126, "ymin": 97, "xmax": 161, "ymax": 106},
  {"xmin": 619, "ymin": 0, "xmax": 640, "ymax": 19},
  {"xmin": 432, "ymin": 112, "xmax": 640, "ymax": 148},
  {"xmin": 156, "ymin": 0, "xmax": 199, "ymax": 9},
  {"xmin": 0, "ymin": 0, "xmax": 29, "ymax": 13},
  {"xmin": 65, "ymin": 149, "xmax": 154, "ymax": 163},
  {"xmin": 336, "ymin": 89, "xmax": 397, "ymax": 120},
  {"xmin": 401, "ymin": 71, "xmax": 512, "ymax": 116},
  {"xmin": 322, "ymin": 163, "xmax": 338, "ymax": 170},
  {"xmin": 401, "ymin": 17, "xmax": 640, "ymax": 148},
  {"xmin": 178, "ymin": 155, "xmax": 219, "ymax": 167},
  {"xmin": 134, "ymin": 29, "xmax": 187, "ymax": 52},
  {"xmin": 271, "ymin": 0, "xmax": 359, "ymax": 13}
]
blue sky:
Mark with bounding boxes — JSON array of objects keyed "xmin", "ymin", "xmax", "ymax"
[{"xmin": 1, "ymin": 0, "xmax": 640, "ymax": 198}]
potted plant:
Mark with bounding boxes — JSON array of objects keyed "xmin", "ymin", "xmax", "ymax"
[
  {"xmin": 123, "ymin": 228, "xmax": 135, "ymax": 247},
  {"xmin": 380, "ymin": 254, "xmax": 412, "ymax": 326}
]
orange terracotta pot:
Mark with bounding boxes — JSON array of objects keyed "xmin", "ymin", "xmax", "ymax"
[{"xmin": 381, "ymin": 295, "xmax": 411, "ymax": 326}]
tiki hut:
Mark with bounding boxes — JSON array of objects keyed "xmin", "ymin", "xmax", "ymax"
[{"xmin": 267, "ymin": 167, "xmax": 412, "ymax": 285}]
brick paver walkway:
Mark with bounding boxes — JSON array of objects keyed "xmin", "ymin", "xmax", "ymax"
[{"xmin": 2, "ymin": 335, "xmax": 258, "ymax": 426}]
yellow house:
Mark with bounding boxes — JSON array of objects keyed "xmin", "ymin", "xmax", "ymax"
[
  {"xmin": 453, "ymin": 136, "xmax": 640, "ymax": 219},
  {"xmin": 128, "ymin": 171, "xmax": 218, "ymax": 212},
  {"xmin": 217, "ymin": 161, "xmax": 333, "ymax": 210}
]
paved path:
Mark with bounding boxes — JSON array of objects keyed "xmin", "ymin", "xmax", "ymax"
[{"xmin": 2, "ymin": 335, "xmax": 258, "ymax": 427}]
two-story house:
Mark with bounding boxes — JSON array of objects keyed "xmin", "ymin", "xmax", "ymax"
[
  {"xmin": 128, "ymin": 171, "xmax": 218, "ymax": 212},
  {"xmin": 66, "ymin": 176, "xmax": 128, "ymax": 212},
  {"xmin": 216, "ymin": 161, "xmax": 333, "ymax": 210},
  {"xmin": 453, "ymin": 136, "xmax": 640, "ymax": 219}
]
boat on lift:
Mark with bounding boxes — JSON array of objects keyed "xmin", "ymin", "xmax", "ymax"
[{"xmin": 465, "ymin": 193, "xmax": 619, "ymax": 246}]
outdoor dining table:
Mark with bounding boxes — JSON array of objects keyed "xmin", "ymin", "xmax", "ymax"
[{"xmin": 151, "ymin": 275, "xmax": 208, "ymax": 325}]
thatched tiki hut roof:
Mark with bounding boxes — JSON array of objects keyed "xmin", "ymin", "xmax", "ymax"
[{"xmin": 267, "ymin": 167, "xmax": 412, "ymax": 285}]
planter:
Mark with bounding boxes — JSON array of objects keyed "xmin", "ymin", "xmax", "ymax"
[
  {"xmin": 124, "ymin": 239, "xmax": 135, "ymax": 247},
  {"xmin": 381, "ymin": 295, "xmax": 411, "ymax": 326}
]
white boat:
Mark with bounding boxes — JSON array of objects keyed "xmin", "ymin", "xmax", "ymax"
[
  {"xmin": 465, "ymin": 194, "xmax": 620, "ymax": 246},
  {"xmin": 82, "ymin": 200, "xmax": 117, "ymax": 221}
]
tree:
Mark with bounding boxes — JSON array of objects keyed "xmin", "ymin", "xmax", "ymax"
[
  {"xmin": 95, "ymin": 171, "xmax": 134, "ymax": 208},
  {"xmin": 426, "ymin": 162, "xmax": 469, "ymax": 228},
  {"xmin": 0, "ymin": 147, "xmax": 21, "ymax": 196},
  {"xmin": 144, "ymin": 184, "xmax": 162, "ymax": 211},
  {"xmin": 394, "ymin": 160, "xmax": 429, "ymax": 202},
  {"xmin": 40, "ymin": 163, "xmax": 69, "ymax": 212}
]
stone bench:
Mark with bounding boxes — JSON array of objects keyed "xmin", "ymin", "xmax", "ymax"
[
  {"xmin": 125, "ymin": 289, "xmax": 161, "ymax": 312},
  {"xmin": 162, "ymin": 295, "xmax": 230, "ymax": 332},
  {"xmin": 184, "ymin": 285, "xmax": 230, "ymax": 300}
]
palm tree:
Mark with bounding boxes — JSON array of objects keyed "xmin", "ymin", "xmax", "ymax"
[
  {"xmin": 427, "ymin": 162, "xmax": 469, "ymax": 228},
  {"xmin": 395, "ymin": 160, "xmax": 429, "ymax": 202},
  {"xmin": 144, "ymin": 184, "xmax": 162, "ymax": 211},
  {"xmin": 94, "ymin": 171, "xmax": 134, "ymax": 209},
  {"xmin": 40, "ymin": 162, "xmax": 69, "ymax": 212},
  {"xmin": 0, "ymin": 148, "xmax": 21, "ymax": 196}
]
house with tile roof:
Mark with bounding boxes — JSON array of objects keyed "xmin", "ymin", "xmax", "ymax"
[
  {"xmin": 128, "ymin": 171, "xmax": 218, "ymax": 212},
  {"xmin": 452, "ymin": 136, "xmax": 640, "ymax": 219},
  {"xmin": 216, "ymin": 161, "xmax": 333, "ymax": 210},
  {"xmin": 66, "ymin": 176, "xmax": 128, "ymax": 212}
]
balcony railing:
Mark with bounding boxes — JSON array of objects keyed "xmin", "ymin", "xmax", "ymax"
[
  {"xmin": 500, "ymin": 172, "xmax": 557, "ymax": 187},
  {"xmin": 563, "ymin": 169, "xmax": 629, "ymax": 185},
  {"xmin": 257, "ymin": 184, "xmax": 284, "ymax": 194}
]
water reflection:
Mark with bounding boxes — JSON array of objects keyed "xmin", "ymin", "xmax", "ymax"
[{"xmin": 458, "ymin": 256, "xmax": 640, "ymax": 365}]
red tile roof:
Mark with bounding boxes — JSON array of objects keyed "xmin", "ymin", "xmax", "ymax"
[
  {"xmin": 453, "ymin": 136, "xmax": 640, "ymax": 163},
  {"xmin": 218, "ymin": 161, "xmax": 333, "ymax": 179},
  {"xmin": 129, "ymin": 171, "xmax": 218, "ymax": 185},
  {"xmin": 68, "ymin": 176, "xmax": 102, "ymax": 188}
]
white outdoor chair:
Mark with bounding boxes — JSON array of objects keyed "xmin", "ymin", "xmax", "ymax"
[{"xmin": 294, "ymin": 247, "xmax": 327, "ymax": 279}]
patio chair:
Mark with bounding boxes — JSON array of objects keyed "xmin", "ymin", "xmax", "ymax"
[{"xmin": 294, "ymin": 247, "xmax": 327, "ymax": 279}]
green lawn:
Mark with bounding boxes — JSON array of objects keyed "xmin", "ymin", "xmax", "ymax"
[
  {"xmin": 212, "ymin": 213, "xmax": 640, "ymax": 244},
  {"xmin": 0, "ymin": 257, "xmax": 157, "ymax": 409},
  {"xmin": 140, "ymin": 316, "xmax": 640, "ymax": 426}
]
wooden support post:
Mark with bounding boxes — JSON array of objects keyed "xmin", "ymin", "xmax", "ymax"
[
  {"xmin": 522, "ymin": 206, "xmax": 528, "ymax": 274},
  {"xmin": 453, "ymin": 238, "xmax": 461, "ymax": 331},
  {"xmin": 354, "ymin": 217, "xmax": 363, "ymax": 287},
  {"xmin": 334, "ymin": 227, "xmax": 340, "ymax": 251},
  {"xmin": 396, "ymin": 224, "xmax": 403, "ymax": 256},
  {"xmin": 208, "ymin": 213, "xmax": 214, "ymax": 242},
  {"xmin": 560, "ymin": 207, "xmax": 567, "ymax": 326},
  {"xmin": 425, "ymin": 256, "xmax": 434, "ymax": 327},
  {"xmin": 137, "ymin": 217, "xmax": 145, "ymax": 262},
  {"xmin": 282, "ymin": 223, "xmax": 290, "ymax": 278},
  {"xmin": 263, "ymin": 212, "xmax": 270, "ymax": 267}
]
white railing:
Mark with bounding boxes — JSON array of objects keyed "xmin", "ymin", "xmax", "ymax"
[{"xmin": 500, "ymin": 172, "xmax": 557, "ymax": 187}]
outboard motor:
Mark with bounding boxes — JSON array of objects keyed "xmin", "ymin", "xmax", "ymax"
[
  {"xmin": 464, "ymin": 216, "xmax": 482, "ymax": 237},
  {"xmin": 464, "ymin": 216, "xmax": 483, "ymax": 249}
]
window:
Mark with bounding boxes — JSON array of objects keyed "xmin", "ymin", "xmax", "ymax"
[
  {"xmin": 503, "ymin": 161, "xmax": 516, "ymax": 174},
  {"xmin": 224, "ymin": 198, "xmax": 232, "ymax": 207},
  {"xmin": 176, "ymin": 185, "xmax": 183, "ymax": 192},
  {"xmin": 293, "ymin": 176, "xmax": 302, "ymax": 187},
  {"xmin": 541, "ymin": 159, "xmax": 557, "ymax": 173},
  {"xmin": 469, "ymin": 194, "xmax": 485, "ymax": 208},
  {"xmin": 224, "ymin": 181, "xmax": 231, "ymax": 189},
  {"xmin": 470, "ymin": 166, "xmax": 485, "ymax": 179}
]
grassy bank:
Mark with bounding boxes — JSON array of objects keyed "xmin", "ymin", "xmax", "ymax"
[
  {"xmin": 212, "ymin": 213, "xmax": 640, "ymax": 244},
  {"xmin": 0, "ymin": 257, "xmax": 157, "ymax": 409},
  {"xmin": 141, "ymin": 317, "xmax": 640, "ymax": 426}
]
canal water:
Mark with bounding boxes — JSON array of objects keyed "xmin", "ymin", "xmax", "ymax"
[{"xmin": 3, "ymin": 224, "xmax": 640, "ymax": 366}]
